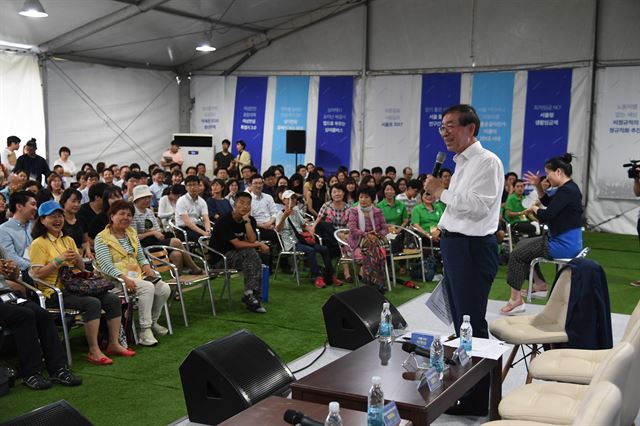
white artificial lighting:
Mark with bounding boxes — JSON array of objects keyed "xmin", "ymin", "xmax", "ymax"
[
  {"xmin": 0, "ymin": 40, "xmax": 33, "ymax": 50},
  {"xmin": 195, "ymin": 43, "xmax": 216, "ymax": 52},
  {"xmin": 19, "ymin": 0, "xmax": 48, "ymax": 17}
]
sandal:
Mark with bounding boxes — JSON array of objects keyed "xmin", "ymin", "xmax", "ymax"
[
  {"xmin": 87, "ymin": 355, "xmax": 113, "ymax": 366},
  {"xmin": 106, "ymin": 346, "xmax": 136, "ymax": 357},
  {"xmin": 500, "ymin": 300, "xmax": 526, "ymax": 315}
]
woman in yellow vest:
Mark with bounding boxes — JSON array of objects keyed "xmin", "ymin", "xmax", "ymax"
[
  {"xmin": 29, "ymin": 201, "xmax": 131, "ymax": 366},
  {"xmin": 95, "ymin": 200, "xmax": 170, "ymax": 347}
]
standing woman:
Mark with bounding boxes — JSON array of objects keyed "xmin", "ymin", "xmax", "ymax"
[
  {"xmin": 30, "ymin": 201, "xmax": 131, "ymax": 365},
  {"xmin": 306, "ymin": 176, "xmax": 327, "ymax": 218},
  {"xmin": 53, "ymin": 147, "xmax": 77, "ymax": 187},
  {"xmin": 60, "ymin": 188, "xmax": 93, "ymax": 260},
  {"xmin": 95, "ymin": 201, "xmax": 171, "ymax": 346},
  {"xmin": 501, "ymin": 153, "xmax": 583, "ymax": 314},
  {"xmin": 47, "ymin": 173, "xmax": 65, "ymax": 202}
]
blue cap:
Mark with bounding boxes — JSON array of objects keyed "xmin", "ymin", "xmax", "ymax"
[{"xmin": 38, "ymin": 200, "xmax": 63, "ymax": 217}]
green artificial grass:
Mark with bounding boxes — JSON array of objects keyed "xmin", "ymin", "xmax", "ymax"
[{"xmin": 0, "ymin": 231, "xmax": 638, "ymax": 424}]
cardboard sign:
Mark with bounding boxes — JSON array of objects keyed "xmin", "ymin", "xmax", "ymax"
[
  {"xmin": 453, "ymin": 346, "xmax": 471, "ymax": 367},
  {"xmin": 383, "ymin": 401, "xmax": 402, "ymax": 426},
  {"xmin": 418, "ymin": 367, "xmax": 443, "ymax": 392}
]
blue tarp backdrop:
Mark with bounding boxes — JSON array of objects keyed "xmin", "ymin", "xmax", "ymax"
[{"xmin": 231, "ymin": 76, "xmax": 268, "ymax": 171}]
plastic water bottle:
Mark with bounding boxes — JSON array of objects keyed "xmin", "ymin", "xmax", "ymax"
[
  {"xmin": 460, "ymin": 315, "xmax": 473, "ymax": 352},
  {"xmin": 430, "ymin": 335, "xmax": 444, "ymax": 373},
  {"xmin": 378, "ymin": 302, "xmax": 393, "ymax": 343},
  {"xmin": 325, "ymin": 401, "xmax": 343, "ymax": 426},
  {"xmin": 367, "ymin": 376, "xmax": 384, "ymax": 426}
]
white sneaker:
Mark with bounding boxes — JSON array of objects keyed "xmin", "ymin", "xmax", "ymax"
[
  {"xmin": 152, "ymin": 322, "xmax": 169, "ymax": 336},
  {"xmin": 138, "ymin": 328, "xmax": 158, "ymax": 346}
]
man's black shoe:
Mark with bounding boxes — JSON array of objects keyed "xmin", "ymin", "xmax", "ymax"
[
  {"xmin": 444, "ymin": 401, "xmax": 488, "ymax": 417},
  {"xmin": 241, "ymin": 294, "xmax": 267, "ymax": 313},
  {"xmin": 22, "ymin": 373, "xmax": 51, "ymax": 390},
  {"xmin": 50, "ymin": 368, "xmax": 82, "ymax": 386}
]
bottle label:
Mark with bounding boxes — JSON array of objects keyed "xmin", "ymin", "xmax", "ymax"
[
  {"xmin": 461, "ymin": 337, "xmax": 472, "ymax": 352},
  {"xmin": 367, "ymin": 406, "xmax": 384, "ymax": 426},
  {"xmin": 379, "ymin": 322, "xmax": 392, "ymax": 337}
]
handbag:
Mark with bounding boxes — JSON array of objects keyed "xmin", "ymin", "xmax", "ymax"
[
  {"xmin": 59, "ymin": 265, "xmax": 114, "ymax": 297},
  {"xmin": 287, "ymin": 217, "xmax": 316, "ymax": 246}
]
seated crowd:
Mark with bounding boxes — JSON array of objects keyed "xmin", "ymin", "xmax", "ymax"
[{"xmin": 0, "ymin": 134, "xmax": 574, "ymax": 393}]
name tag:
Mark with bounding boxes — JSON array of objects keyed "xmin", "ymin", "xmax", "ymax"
[
  {"xmin": 418, "ymin": 367, "xmax": 443, "ymax": 392},
  {"xmin": 453, "ymin": 346, "xmax": 471, "ymax": 367},
  {"xmin": 411, "ymin": 332, "xmax": 435, "ymax": 350},
  {"xmin": 383, "ymin": 401, "xmax": 401, "ymax": 426}
]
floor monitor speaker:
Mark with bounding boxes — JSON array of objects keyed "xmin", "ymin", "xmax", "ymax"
[
  {"xmin": 179, "ymin": 329, "xmax": 296, "ymax": 425},
  {"xmin": 322, "ymin": 286, "xmax": 407, "ymax": 350},
  {"xmin": 1, "ymin": 400, "xmax": 92, "ymax": 426}
]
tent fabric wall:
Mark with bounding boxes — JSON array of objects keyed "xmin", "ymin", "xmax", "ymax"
[
  {"xmin": 587, "ymin": 66, "xmax": 640, "ymax": 235},
  {"xmin": 45, "ymin": 60, "xmax": 178, "ymax": 169},
  {"xmin": 0, "ymin": 52, "xmax": 45, "ymax": 159}
]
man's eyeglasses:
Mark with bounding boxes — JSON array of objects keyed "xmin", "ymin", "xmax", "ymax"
[{"xmin": 438, "ymin": 123, "xmax": 461, "ymax": 134}]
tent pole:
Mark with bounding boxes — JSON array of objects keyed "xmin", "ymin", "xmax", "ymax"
[
  {"xmin": 39, "ymin": 56, "xmax": 50, "ymax": 162},
  {"xmin": 583, "ymin": 0, "xmax": 600, "ymax": 218},
  {"xmin": 178, "ymin": 74, "xmax": 191, "ymax": 133},
  {"xmin": 358, "ymin": 1, "xmax": 369, "ymax": 170}
]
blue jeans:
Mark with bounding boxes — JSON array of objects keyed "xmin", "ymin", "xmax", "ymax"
[{"xmin": 294, "ymin": 243, "xmax": 333, "ymax": 278}]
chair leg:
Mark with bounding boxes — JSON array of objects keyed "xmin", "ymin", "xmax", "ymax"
[
  {"xmin": 526, "ymin": 344, "xmax": 538, "ymax": 384},
  {"xmin": 353, "ymin": 262, "xmax": 360, "ymax": 286},
  {"xmin": 176, "ymin": 282, "xmax": 188, "ymax": 327},
  {"xmin": 292, "ymin": 254, "xmax": 300, "ymax": 286},
  {"xmin": 59, "ymin": 311, "xmax": 73, "ymax": 367},
  {"xmin": 273, "ymin": 254, "xmax": 281, "ymax": 279},
  {"xmin": 390, "ymin": 253, "xmax": 397, "ymax": 287},
  {"xmin": 384, "ymin": 258, "xmax": 392, "ymax": 292},
  {"xmin": 206, "ymin": 277, "xmax": 216, "ymax": 317},
  {"xmin": 502, "ymin": 344, "xmax": 520, "ymax": 382},
  {"xmin": 226, "ymin": 274, "xmax": 232, "ymax": 311},
  {"xmin": 163, "ymin": 303, "xmax": 173, "ymax": 335}
]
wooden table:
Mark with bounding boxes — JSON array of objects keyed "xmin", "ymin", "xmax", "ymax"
[
  {"xmin": 291, "ymin": 340, "xmax": 502, "ymax": 425},
  {"xmin": 219, "ymin": 396, "xmax": 413, "ymax": 425}
]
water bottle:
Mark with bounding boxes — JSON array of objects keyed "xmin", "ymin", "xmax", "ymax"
[
  {"xmin": 325, "ymin": 401, "xmax": 343, "ymax": 426},
  {"xmin": 378, "ymin": 302, "xmax": 393, "ymax": 343},
  {"xmin": 430, "ymin": 334, "xmax": 444, "ymax": 373},
  {"xmin": 367, "ymin": 376, "xmax": 384, "ymax": 426},
  {"xmin": 460, "ymin": 314, "xmax": 473, "ymax": 352}
]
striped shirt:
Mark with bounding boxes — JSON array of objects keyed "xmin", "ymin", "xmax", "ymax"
[
  {"xmin": 133, "ymin": 206, "xmax": 161, "ymax": 234},
  {"xmin": 94, "ymin": 233, "xmax": 148, "ymax": 278}
]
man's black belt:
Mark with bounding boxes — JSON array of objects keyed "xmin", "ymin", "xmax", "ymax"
[{"xmin": 441, "ymin": 229, "xmax": 493, "ymax": 239}]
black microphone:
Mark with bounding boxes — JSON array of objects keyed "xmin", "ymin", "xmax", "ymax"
[
  {"xmin": 283, "ymin": 409, "xmax": 324, "ymax": 426},
  {"xmin": 432, "ymin": 151, "xmax": 447, "ymax": 177},
  {"xmin": 401, "ymin": 341, "xmax": 456, "ymax": 365}
]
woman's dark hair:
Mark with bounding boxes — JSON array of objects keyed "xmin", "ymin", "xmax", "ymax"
[
  {"xmin": 169, "ymin": 184, "xmax": 186, "ymax": 196},
  {"xmin": 108, "ymin": 200, "xmax": 135, "ymax": 225},
  {"xmin": 81, "ymin": 162, "xmax": 94, "ymax": 172},
  {"xmin": 60, "ymin": 188, "xmax": 82, "ymax": 208},
  {"xmin": 21, "ymin": 180, "xmax": 41, "ymax": 192},
  {"xmin": 356, "ymin": 187, "xmax": 376, "ymax": 200},
  {"xmin": 359, "ymin": 175, "xmax": 375, "ymax": 189},
  {"xmin": 277, "ymin": 176, "xmax": 289, "ymax": 187},
  {"xmin": 396, "ymin": 177, "xmax": 407, "ymax": 187},
  {"xmin": 35, "ymin": 189, "xmax": 53, "ymax": 207},
  {"xmin": 46, "ymin": 173, "xmax": 63, "ymax": 191},
  {"xmin": 58, "ymin": 146, "xmax": 71, "ymax": 156},
  {"xmin": 545, "ymin": 153, "xmax": 574, "ymax": 177},
  {"xmin": 381, "ymin": 181, "xmax": 398, "ymax": 196},
  {"xmin": 289, "ymin": 173, "xmax": 304, "ymax": 194},
  {"xmin": 329, "ymin": 183, "xmax": 346, "ymax": 201},
  {"xmin": 223, "ymin": 179, "xmax": 238, "ymax": 197},
  {"xmin": 102, "ymin": 186, "xmax": 123, "ymax": 213},
  {"xmin": 210, "ymin": 179, "xmax": 226, "ymax": 192},
  {"xmin": 274, "ymin": 186, "xmax": 288, "ymax": 205}
]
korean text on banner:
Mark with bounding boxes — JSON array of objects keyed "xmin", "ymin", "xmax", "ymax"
[
  {"xmin": 231, "ymin": 77, "xmax": 268, "ymax": 171},
  {"xmin": 522, "ymin": 69, "xmax": 572, "ymax": 174},
  {"xmin": 472, "ymin": 72, "xmax": 515, "ymax": 169},
  {"xmin": 315, "ymin": 76, "xmax": 354, "ymax": 174},
  {"xmin": 271, "ymin": 76, "xmax": 310, "ymax": 175},
  {"xmin": 419, "ymin": 73, "xmax": 461, "ymax": 174}
]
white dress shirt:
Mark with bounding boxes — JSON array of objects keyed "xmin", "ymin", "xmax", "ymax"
[
  {"xmin": 438, "ymin": 141, "xmax": 504, "ymax": 236},
  {"xmin": 174, "ymin": 193, "xmax": 208, "ymax": 227},
  {"xmin": 249, "ymin": 191, "xmax": 278, "ymax": 224}
]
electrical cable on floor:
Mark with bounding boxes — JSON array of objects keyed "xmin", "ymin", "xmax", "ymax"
[{"xmin": 292, "ymin": 339, "xmax": 329, "ymax": 374}]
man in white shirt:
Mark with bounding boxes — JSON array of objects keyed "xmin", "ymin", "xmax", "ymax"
[
  {"xmin": 425, "ymin": 104, "xmax": 503, "ymax": 417},
  {"xmin": 247, "ymin": 174, "xmax": 280, "ymax": 269},
  {"xmin": 1, "ymin": 136, "xmax": 20, "ymax": 174},
  {"xmin": 175, "ymin": 175, "xmax": 210, "ymax": 242}
]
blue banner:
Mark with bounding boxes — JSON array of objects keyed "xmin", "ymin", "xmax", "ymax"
[
  {"xmin": 231, "ymin": 77, "xmax": 268, "ymax": 171},
  {"xmin": 272, "ymin": 76, "xmax": 310, "ymax": 175},
  {"xmin": 315, "ymin": 76, "xmax": 354, "ymax": 174},
  {"xmin": 471, "ymin": 72, "xmax": 515, "ymax": 168},
  {"xmin": 419, "ymin": 73, "xmax": 461, "ymax": 173},
  {"xmin": 522, "ymin": 69, "xmax": 572, "ymax": 174}
]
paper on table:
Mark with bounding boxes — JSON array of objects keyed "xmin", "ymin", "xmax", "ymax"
[
  {"xmin": 443, "ymin": 337, "xmax": 511, "ymax": 360},
  {"xmin": 425, "ymin": 277, "xmax": 452, "ymax": 326}
]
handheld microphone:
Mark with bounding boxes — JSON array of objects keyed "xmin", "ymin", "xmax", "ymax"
[
  {"xmin": 401, "ymin": 342, "xmax": 456, "ymax": 365},
  {"xmin": 432, "ymin": 151, "xmax": 447, "ymax": 177},
  {"xmin": 283, "ymin": 409, "xmax": 324, "ymax": 426}
]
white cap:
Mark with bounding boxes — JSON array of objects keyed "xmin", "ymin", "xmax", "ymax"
[
  {"xmin": 383, "ymin": 302, "xmax": 390, "ymax": 309},
  {"xmin": 371, "ymin": 375, "xmax": 382, "ymax": 385},
  {"xmin": 282, "ymin": 189, "xmax": 296, "ymax": 199},
  {"xmin": 463, "ymin": 314, "xmax": 470, "ymax": 321},
  {"xmin": 329, "ymin": 402, "xmax": 340, "ymax": 413}
]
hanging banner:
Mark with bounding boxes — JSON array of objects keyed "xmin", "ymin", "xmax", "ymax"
[
  {"xmin": 231, "ymin": 76, "xmax": 268, "ymax": 171},
  {"xmin": 419, "ymin": 73, "xmax": 461, "ymax": 174},
  {"xmin": 471, "ymin": 72, "xmax": 515, "ymax": 168},
  {"xmin": 191, "ymin": 76, "xmax": 227, "ymax": 144},
  {"xmin": 271, "ymin": 76, "xmax": 310, "ymax": 175},
  {"xmin": 315, "ymin": 76, "xmax": 354, "ymax": 174},
  {"xmin": 521, "ymin": 69, "xmax": 572, "ymax": 174}
]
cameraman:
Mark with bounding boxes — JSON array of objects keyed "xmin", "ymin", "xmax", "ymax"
[{"xmin": 633, "ymin": 164, "xmax": 640, "ymax": 287}]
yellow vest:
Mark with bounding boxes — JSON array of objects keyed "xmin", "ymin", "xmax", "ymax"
[{"xmin": 97, "ymin": 225, "xmax": 142, "ymax": 277}]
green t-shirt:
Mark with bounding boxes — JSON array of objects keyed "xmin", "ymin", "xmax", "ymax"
[
  {"xmin": 504, "ymin": 192, "xmax": 528, "ymax": 224},
  {"xmin": 411, "ymin": 202, "xmax": 445, "ymax": 231},
  {"xmin": 376, "ymin": 198, "xmax": 408, "ymax": 226}
]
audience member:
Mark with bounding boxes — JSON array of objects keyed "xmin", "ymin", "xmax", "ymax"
[
  {"xmin": 206, "ymin": 179, "xmax": 232, "ymax": 222},
  {"xmin": 247, "ymin": 174, "xmax": 279, "ymax": 250},
  {"xmin": 160, "ymin": 140, "xmax": 184, "ymax": 168},
  {"xmin": 411, "ymin": 191, "xmax": 445, "ymax": 243},
  {"xmin": 396, "ymin": 179, "xmax": 421, "ymax": 216},
  {"xmin": 52, "ymin": 146, "xmax": 77, "ymax": 188},
  {"xmin": 60, "ymin": 188, "xmax": 93, "ymax": 259},
  {"xmin": 439, "ymin": 168, "xmax": 453, "ymax": 190},
  {"xmin": 14, "ymin": 139, "xmax": 50, "ymax": 184},
  {"xmin": 88, "ymin": 185, "xmax": 123, "ymax": 239},
  {"xmin": 0, "ymin": 191, "xmax": 37, "ymax": 282},
  {"xmin": 149, "ymin": 168, "xmax": 168, "ymax": 209},
  {"xmin": 214, "ymin": 139, "xmax": 233, "ymax": 171},
  {"xmin": 224, "ymin": 178, "xmax": 239, "ymax": 207},
  {"xmin": 232, "ymin": 140, "xmax": 251, "ymax": 174},
  {"xmin": 46, "ymin": 173, "xmax": 64, "ymax": 202},
  {"xmin": 175, "ymin": 176, "xmax": 211, "ymax": 242},
  {"xmin": 80, "ymin": 171, "xmax": 99, "ymax": 204},
  {"xmin": 157, "ymin": 184, "xmax": 185, "ymax": 229},
  {"xmin": 306, "ymin": 176, "xmax": 327, "ymax": 218},
  {"xmin": 504, "ymin": 179, "xmax": 539, "ymax": 237},
  {"xmin": 78, "ymin": 182, "xmax": 108, "ymax": 228},
  {"xmin": 2, "ymin": 136, "xmax": 20, "ymax": 174}
]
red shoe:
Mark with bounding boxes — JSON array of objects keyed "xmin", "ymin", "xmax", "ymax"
[
  {"xmin": 106, "ymin": 346, "xmax": 136, "ymax": 357},
  {"xmin": 331, "ymin": 276, "xmax": 343, "ymax": 286},
  {"xmin": 87, "ymin": 355, "xmax": 113, "ymax": 366},
  {"xmin": 403, "ymin": 280, "xmax": 417, "ymax": 289},
  {"xmin": 314, "ymin": 277, "xmax": 326, "ymax": 289}
]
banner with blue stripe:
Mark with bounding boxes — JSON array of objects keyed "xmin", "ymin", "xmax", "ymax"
[
  {"xmin": 231, "ymin": 76, "xmax": 268, "ymax": 171},
  {"xmin": 272, "ymin": 76, "xmax": 310, "ymax": 175}
]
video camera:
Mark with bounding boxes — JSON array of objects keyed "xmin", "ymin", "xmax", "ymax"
[{"xmin": 623, "ymin": 160, "xmax": 640, "ymax": 179}]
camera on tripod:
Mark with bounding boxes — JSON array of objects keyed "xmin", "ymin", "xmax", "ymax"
[{"xmin": 624, "ymin": 160, "xmax": 640, "ymax": 179}]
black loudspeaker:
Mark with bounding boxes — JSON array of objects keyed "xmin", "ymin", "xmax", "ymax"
[
  {"xmin": 322, "ymin": 286, "xmax": 408, "ymax": 350},
  {"xmin": 179, "ymin": 329, "xmax": 296, "ymax": 425},
  {"xmin": 1, "ymin": 400, "xmax": 93, "ymax": 426},
  {"xmin": 286, "ymin": 130, "xmax": 306, "ymax": 154}
]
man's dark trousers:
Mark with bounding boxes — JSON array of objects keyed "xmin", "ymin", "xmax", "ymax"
[{"xmin": 441, "ymin": 232, "xmax": 499, "ymax": 410}]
